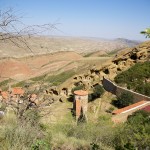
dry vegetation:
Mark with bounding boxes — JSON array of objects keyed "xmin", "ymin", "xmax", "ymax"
[{"xmin": 0, "ymin": 36, "xmax": 139, "ymax": 58}]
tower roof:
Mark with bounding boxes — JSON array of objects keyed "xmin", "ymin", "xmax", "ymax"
[
  {"xmin": 12, "ymin": 87, "xmax": 24, "ymax": 95},
  {"xmin": 74, "ymin": 90, "xmax": 88, "ymax": 96}
]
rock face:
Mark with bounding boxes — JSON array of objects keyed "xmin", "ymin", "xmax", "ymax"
[
  {"xmin": 57, "ymin": 41, "xmax": 150, "ymax": 97},
  {"xmin": 90, "ymin": 41, "xmax": 150, "ymax": 81}
]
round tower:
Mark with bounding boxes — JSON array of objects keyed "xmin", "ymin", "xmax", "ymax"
[{"xmin": 73, "ymin": 90, "xmax": 88, "ymax": 121}]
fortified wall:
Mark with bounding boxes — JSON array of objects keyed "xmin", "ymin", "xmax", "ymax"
[{"xmin": 102, "ymin": 77, "xmax": 150, "ymax": 103}]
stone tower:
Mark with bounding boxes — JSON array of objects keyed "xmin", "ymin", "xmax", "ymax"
[{"xmin": 73, "ymin": 90, "xmax": 88, "ymax": 121}]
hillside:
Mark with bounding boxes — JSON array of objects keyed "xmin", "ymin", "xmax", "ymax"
[
  {"xmin": 0, "ymin": 51, "xmax": 111, "ymax": 83},
  {"xmin": 0, "ymin": 51, "xmax": 83, "ymax": 82},
  {"xmin": 0, "ymin": 40, "xmax": 150, "ymax": 150},
  {"xmin": 0, "ymin": 36, "xmax": 141, "ymax": 82},
  {"xmin": 55, "ymin": 40, "xmax": 150, "ymax": 99},
  {"xmin": 114, "ymin": 38, "xmax": 141, "ymax": 47},
  {"xmin": 0, "ymin": 36, "xmax": 140, "ymax": 58}
]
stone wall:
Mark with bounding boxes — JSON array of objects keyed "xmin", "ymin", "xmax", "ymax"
[
  {"xmin": 102, "ymin": 77, "xmax": 150, "ymax": 103},
  {"xmin": 102, "ymin": 77, "xmax": 116, "ymax": 95}
]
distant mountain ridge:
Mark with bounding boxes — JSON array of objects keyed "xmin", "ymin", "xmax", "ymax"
[{"xmin": 114, "ymin": 38, "xmax": 141, "ymax": 47}]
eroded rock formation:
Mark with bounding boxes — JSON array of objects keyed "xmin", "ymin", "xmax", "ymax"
[{"xmin": 57, "ymin": 41, "xmax": 150, "ymax": 97}]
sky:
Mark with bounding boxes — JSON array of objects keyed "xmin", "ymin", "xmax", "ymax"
[{"xmin": 0, "ymin": 0, "xmax": 150, "ymax": 41}]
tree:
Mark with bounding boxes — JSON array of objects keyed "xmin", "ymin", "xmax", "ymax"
[
  {"xmin": 0, "ymin": 8, "xmax": 58, "ymax": 52},
  {"xmin": 0, "ymin": 8, "xmax": 58, "ymax": 119},
  {"xmin": 116, "ymin": 92, "xmax": 133, "ymax": 108},
  {"xmin": 92, "ymin": 84, "xmax": 104, "ymax": 98},
  {"xmin": 141, "ymin": 28, "xmax": 150, "ymax": 38}
]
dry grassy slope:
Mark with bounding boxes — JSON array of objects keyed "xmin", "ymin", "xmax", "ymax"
[
  {"xmin": 0, "ymin": 36, "xmax": 140, "ymax": 58},
  {"xmin": 0, "ymin": 36, "xmax": 140, "ymax": 82},
  {"xmin": 0, "ymin": 51, "xmax": 83, "ymax": 82}
]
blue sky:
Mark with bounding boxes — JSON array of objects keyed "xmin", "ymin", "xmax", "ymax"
[{"xmin": 0, "ymin": 0, "xmax": 150, "ymax": 40}]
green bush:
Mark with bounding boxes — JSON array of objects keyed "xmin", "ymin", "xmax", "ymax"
[
  {"xmin": 92, "ymin": 84, "xmax": 104, "ymax": 98},
  {"xmin": 114, "ymin": 61, "xmax": 150, "ymax": 96},
  {"xmin": 127, "ymin": 110, "xmax": 150, "ymax": 124},
  {"xmin": 135, "ymin": 82, "xmax": 150, "ymax": 96},
  {"xmin": 114, "ymin": 110, "xmax": 150, "ymax": 149},
  {"xmin": 115, "ymin": 92, "xmax": 133, "ymax": 108}
]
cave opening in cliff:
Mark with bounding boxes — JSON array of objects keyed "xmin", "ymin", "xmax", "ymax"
[
  {"xmin": 103, "ymin": 68, "xmax": 109, "ymax": 74},
  {"xmin": 130, "ymin": 54, "xmax": 137, "ymax": 60}
]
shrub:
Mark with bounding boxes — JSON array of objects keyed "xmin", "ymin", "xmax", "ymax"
[
  {"xmin": 114, "ymin": 110, "xmax": 150, "ymax": 150},
  {"xmin": 31, "ymin": 139, "xmax": 50, "ymax": 150},
  {"xmin": 23, "ymin": 109, "xmax": 40, "ymax": 125},
  {"xmin": 0, "ymin": 102, "xmax": 7, "ymax": 111},
  {"xmin": 106, "ymin": 106, "xmax": 115, "ymax": 113},
  {"xmin": 92, "ymin": 84, "xmax": 104, "ymax": 98},
  {"xmin": 127, "ymin": 110, "xmax": 150, "ymax": 124},
  {"xmin": 0, "ymin": 119, "xmax": 42, "ymax": 150},
  {"xmin": 135, "ymin": 83, "xmax": 150, "ymax": 96},
  {"xmin": 115, "ymin": 92, "xmax": 133, "ymax": 108},
  {"xmin": 71, "ymin": 85, "xmax": 85, "ymax": 93},
  {"xmin": 114, "ymin": 61, "xmax": 150, "ymax": 96}
]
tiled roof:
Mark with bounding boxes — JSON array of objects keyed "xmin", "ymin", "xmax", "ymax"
[
  {"xmin": 74, "ymin": 90, "xmax": 88, "ymax": 96},
  {"xmin": 12, "ymin": 87, "xmax": 24, "ymax": 95},
  {"xmin": 1, "ymin": 91, "xmax": 9, "ymax": 100},
  {"xmin": 141, "ymin": 105, "xmax": 150, "ymax": 112},
  {"xmin": 112, "ymin": 100, "xmax": 149, "ymax": 115}
]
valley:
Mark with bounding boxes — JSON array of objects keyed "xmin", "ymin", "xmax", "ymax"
[{"xmin": 0, "ymin": 36, "xmax": 149, "ymax": 150}]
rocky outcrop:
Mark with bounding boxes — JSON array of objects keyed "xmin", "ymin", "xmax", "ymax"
[
  {"xmin": 57, "ymin": 41, "xmax": 150, "ymax": 96},
  {"xmin": 89, "ymin": 41, "xmax": 150, "ymax": 81}
]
